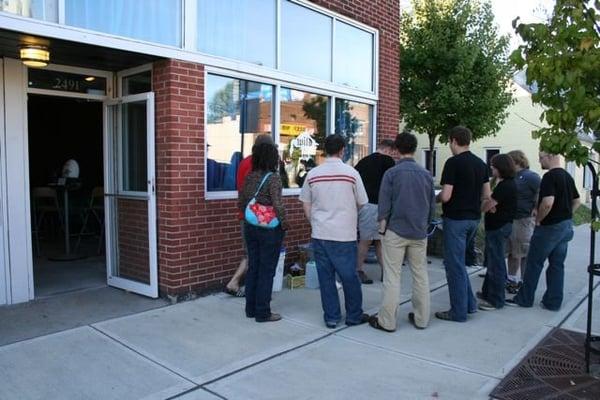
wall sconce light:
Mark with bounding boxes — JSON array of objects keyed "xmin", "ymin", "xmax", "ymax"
[{"xmin": 20, "ymin": 45, "xmax": 50, "ymax": 68}]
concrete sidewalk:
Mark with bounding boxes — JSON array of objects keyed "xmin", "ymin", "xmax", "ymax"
[{"xmin": 0, "ymin": 225, "xmax": 598, "ymax": 400}]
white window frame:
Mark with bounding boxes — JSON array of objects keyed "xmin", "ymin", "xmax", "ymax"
[
  {"xmin": 204, "ymin": 67, "xmax": 376, "ymax": 199},
  {"xmin": 0, "ymin": 0, "xmax": 379, "ymax": 99},
  {"xmin": 421, "ymin": 148, "xmax": 438, "ymax": 177}
]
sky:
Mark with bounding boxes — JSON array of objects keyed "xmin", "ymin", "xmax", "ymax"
[{"xmin": 400, "ymin": 0, "xmax": 556, "ymax": 49}]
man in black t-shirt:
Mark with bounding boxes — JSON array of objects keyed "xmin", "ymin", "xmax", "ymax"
[
  {"xmin": 354, "ymin": 140, "xmax": 397, "ymax": 284},
  {"xmin": 508, "ymin": 151, "xmax": 580, "ymax": 311},
  {"xmin": 435, "ymin": 126, "xmax": 491, "ymax": 322}
]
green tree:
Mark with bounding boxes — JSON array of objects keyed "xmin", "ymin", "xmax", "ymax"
[
  {"xmin": 400, "ymin": 0, "xmax": 514, "ymax": 169},
  {"xmin": 511, "ymin": 0, "xmax": 600, "ymax": 165}
]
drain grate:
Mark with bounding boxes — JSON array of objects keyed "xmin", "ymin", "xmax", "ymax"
[{"xmin": 491, "ymin": 329, "xmax": 600, "ymax": 400}]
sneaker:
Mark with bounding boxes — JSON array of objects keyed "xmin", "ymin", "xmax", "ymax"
[
  {"xmin": 478, "ymin": 300, "xmax": 497, "ymax": 311},
  {"xmin": 346, "ymin": 313, "xmax": 370, "ymax": 326},
  {"xmin": 358, "ymin": 270, "xmax": 373, "ymax": 285},
  {"xmin": 325, "ymin": 321, "xmax": 338, "ymax": 329},
  {"xmin": 505, "ymin": 298, "xmax": 520, "ymax": 307},
  {"xmin": 506, "ymin": 281, "xmax": 522, "ymax": 295}
]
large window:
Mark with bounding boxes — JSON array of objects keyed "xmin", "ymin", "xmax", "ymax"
[
  {"xmin": 0, "ymin": 0, "xmax": 58, "ymax": 21},
  {"xmin": 197, "ymin": 0, "xmax": 276, "ymax": 68},
  {"xmin": 279, "ymin": 89, "xmax": 329, "ymax": 188},
  {"xmin": 206, "ymin": 75, "xmax": 273, "ymax": 192},
  {"xmin": 65, "ymin": 0, "xmax": 182, "ymax": 47},
  {"xmin": 281, "ymin": 0, "xmax": 332, "ymax": 82},
  {"xmin": 335, "ymin": 99, "xmax": 371, "ymax": 166},
  {"xmin": 334, "ymin": 21, "xmax": 374, "ymax": 91}
]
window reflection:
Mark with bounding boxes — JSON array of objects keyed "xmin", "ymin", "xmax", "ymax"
[
  {"xmin": 0, "ymin": 0, "xmax": 58, "ymax": 21},
  {"xmin": 206, "ymin": 75, "xmax": 273, "ymax": 192},
  {"xmin": 335, "ymin": 99, "xmax": 371, "ymax": 166},
  {"xmin": 334, "ymin": 21, "xmax": 374, "ymax": 91},
  {"xmin": 65, "ymin": 0, "xmax": 182, "ymax": 47},
  {"xmin": 198, "ymin": 0, "xmax": 276, "ymax": 67},
  {"xmin": 281, "ymin": 0, "xmax": 332, "ymax": 81},
  {"xmin": 280, "ymin": 88, "xmax": 329, "ymax": 188}
]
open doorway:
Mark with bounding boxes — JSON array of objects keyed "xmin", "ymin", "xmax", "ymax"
[{"xmin": 28, "ymin": 94, "xmax": 105, "ymax": 297}]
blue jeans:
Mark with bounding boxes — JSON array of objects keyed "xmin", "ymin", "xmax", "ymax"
[
  {"xmin": 244, "ymin": 225, "xmax": 285, "ymax": 319},
  {"xmin": 514, "ymin": 220, "xmax": 574, "ymax": 310},
  {"xmin": 481, "ymin": 223, "xmax": 512, "ymax": 308},
  {"xmin": 443, "ymin": 218, "xmax": 479, "ymax": 321},
  {"xmin": 312, "ymin": 239, "xmax": 364, "ymax": 325}
]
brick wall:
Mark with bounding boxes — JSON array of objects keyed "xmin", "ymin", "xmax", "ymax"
[
  {"xmin": 116, "ymin": 198, "xmax": 150, "ymax": 284},
  {"xmin": 311, "ymin": 0, "xmax": 401, "ymax": 142},
  {"xmin": 152, "ymin": 0, "xmax": 400, "ymax": 297}
]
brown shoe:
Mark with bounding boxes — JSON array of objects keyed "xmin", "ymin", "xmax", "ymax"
[
  {"xmin": 408, "ymin": 312, "xmax": 426, "ymax": 330},
  {"xmin": 256, "ymin": 313, "xmax": 282, "ymax": 323},
  {"xmin": 358, "ymin": 270, "xmax": 373, "ymax": 284}
]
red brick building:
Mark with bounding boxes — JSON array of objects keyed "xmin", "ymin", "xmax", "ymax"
[{"xmin": 0, "ymin": 0, "xmax": 399, "ymax": 304}]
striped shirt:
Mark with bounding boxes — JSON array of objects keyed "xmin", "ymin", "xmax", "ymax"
[{"xmin": 299, "ymin": 157, "xmax": 368, "ymax": 241}]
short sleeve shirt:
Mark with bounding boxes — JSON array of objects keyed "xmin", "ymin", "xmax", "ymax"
[
  {"xmin": 299, "ymin": 157, "xmax": 368, "ymax": 241},
  {"xmin": 440, "ymin": 151, "xmax": 489, "ymax": 220},
  {"xmin": 354, "ymin": 152, "xmax": 395, "ymax": 204},
  {"xmin": 515, "ymin": 169, "xmax": 541, "ymax": 218},
  {"xmin": 539, "ymin": 168, "xmax": 580, "ymax": 225},
  {"xmin": 484, "ymin": 178, "xmax": 517, "ymax": 231}
]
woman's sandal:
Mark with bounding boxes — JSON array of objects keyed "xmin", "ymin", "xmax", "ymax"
[
  {"xmin": 368, "ymin": 315, "xmax": 395, "ymax": 332},
  {"xmin": 224, "ymin": 287, "xmax": 245, "ymax": 297}
]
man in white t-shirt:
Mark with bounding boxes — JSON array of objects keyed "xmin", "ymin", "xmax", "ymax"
[{"xmin": 300, "ymin": 134, "xmax": 369, "ymax": 329}]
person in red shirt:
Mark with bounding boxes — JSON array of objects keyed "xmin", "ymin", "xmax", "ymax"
[{"xmin": 225, "ymin": 134, "xmax": 275, "ymax": 296}]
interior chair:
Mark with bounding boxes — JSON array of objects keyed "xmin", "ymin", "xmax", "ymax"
[
  {"xmin": 31, "ymin": 186, "xmax": 63, "ymax": 255},
  {"xmin": 75, "ymin": 186, "xmax": 105, "ymax": 255}
]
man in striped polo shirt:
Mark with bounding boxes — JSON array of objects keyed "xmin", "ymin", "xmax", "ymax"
[{"xmin": 300, "ymin": 134, "xmax": 369, "ymax": 329}]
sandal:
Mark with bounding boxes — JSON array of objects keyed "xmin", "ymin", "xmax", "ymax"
[
  {"xmin": 368, "ymin": 315, "xmax": 395, "ymax": 332},
  {"xmin": 224, "ymin": 287, "xmax": 245, "ymax": 297}
]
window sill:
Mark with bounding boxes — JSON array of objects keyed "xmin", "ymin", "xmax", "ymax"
[{"xmin": 204, "ymin": 188, "xmax": 301, "ymax": 200}]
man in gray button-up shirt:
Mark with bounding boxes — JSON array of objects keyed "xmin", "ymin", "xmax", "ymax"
[{"xmin": 369, "ymin": 132, "xmax": 435, "ymax": 332}]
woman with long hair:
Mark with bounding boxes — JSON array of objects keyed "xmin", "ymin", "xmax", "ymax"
[
  {"xmin": 478, "ymin": 153, "xmax": 517, "ymax": 311},
  {"xmin": 238, "ymin": 142, "xmax": 288, "ymax": 322}
]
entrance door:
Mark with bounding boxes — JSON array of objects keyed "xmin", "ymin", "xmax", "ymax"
[{"xmin": 104, "ymin": 93, "xmax": 157, "ymax": 298}]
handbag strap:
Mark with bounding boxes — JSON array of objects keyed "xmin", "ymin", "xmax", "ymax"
[{"xmin": 252, "ymin": 172, "xmax": 273, "ymax": 198}]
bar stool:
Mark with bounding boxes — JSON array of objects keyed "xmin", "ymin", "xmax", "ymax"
[
  {"xmin": 31, "ymin": 186, "xmax": 63, "ymax": 255},
  {"xmin": 75, "ymin": 186, "xmax": 105, "ymax": 255}
]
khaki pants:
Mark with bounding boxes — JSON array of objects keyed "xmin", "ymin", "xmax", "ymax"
[{"xmin": 378, "ymin": 230, "xmax": 430, "ymax": 330}]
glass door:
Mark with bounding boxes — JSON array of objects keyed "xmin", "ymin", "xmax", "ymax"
[{"xmin": 103, "ymin": 93, "xmax": 157, "ymax": 297}]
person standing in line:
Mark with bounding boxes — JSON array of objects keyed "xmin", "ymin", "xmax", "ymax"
[
  {"xmin": 477, "ymin": 154, "xmax": 518, "ymax": 311},
  {"xmin": 225, "ymin": 134, "xmax": 275, "ymax": 297},
  {"xmin": 354, "ymin": 139, "xmax": 397, "ymax": 284},
  {"xmin": 436, "ymin": 126, "xmax": 491, "ymax": 322},
  {"xmin": 368, "ymin": 132, "xmax": 435, "ymax": 332},
  {"xmin": 507, "ymin": 151, "xmax": 580, "ymax": 310},
  {"xmin": 238, "ymin": 141, "xmax": 288, "ymax": 322},
  {"xmin": 300, "ymin": 134, "xmax": 369, "ymax": 329},
  {"xmin": 505, "ymin": 150, "xmax": 541, "ymax": 294}
]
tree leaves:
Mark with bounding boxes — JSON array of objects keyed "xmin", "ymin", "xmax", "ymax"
[
  {"xmin": 511, "ymin": 0, "xmax": 600, "ymax": 165},
  {"xmin": 400, "ymin": 0, "xmax": 514, "ymax": 148}
]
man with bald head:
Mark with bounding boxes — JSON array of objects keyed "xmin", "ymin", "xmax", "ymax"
[{"xmin": 507, "ymin": 150, "xmax": 580, "ymax": 310}]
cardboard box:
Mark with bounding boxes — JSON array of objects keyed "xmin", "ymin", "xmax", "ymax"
[{"xmin": 286, "ymin": 274, "xmax": 305, "ymax": 289}]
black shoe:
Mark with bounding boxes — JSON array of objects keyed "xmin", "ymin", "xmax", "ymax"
[
  {"xmin": 435, "ymin": 310, "xmax": 465, "ymax": 322},
  {"xmin": 408, "ymin": 312, "xmax": 425, "ymax": 330},
  {"xmin": 346, "ymin": 313, "xmax": 369, "ymax": 326},
  {"xmin": 368, "ymin": 315, "xmax": 395, "ymax": 332},
  {"xmin": 255, "ymin": 313, "xmax": 282, "ymax": 322},
  {"xmin": 325, "ymin": 321, "xmax": 337, "ymax": 329},
  {"xmin": 358, "ymin": 270, "xmax": 373, "ymax": 284}
]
